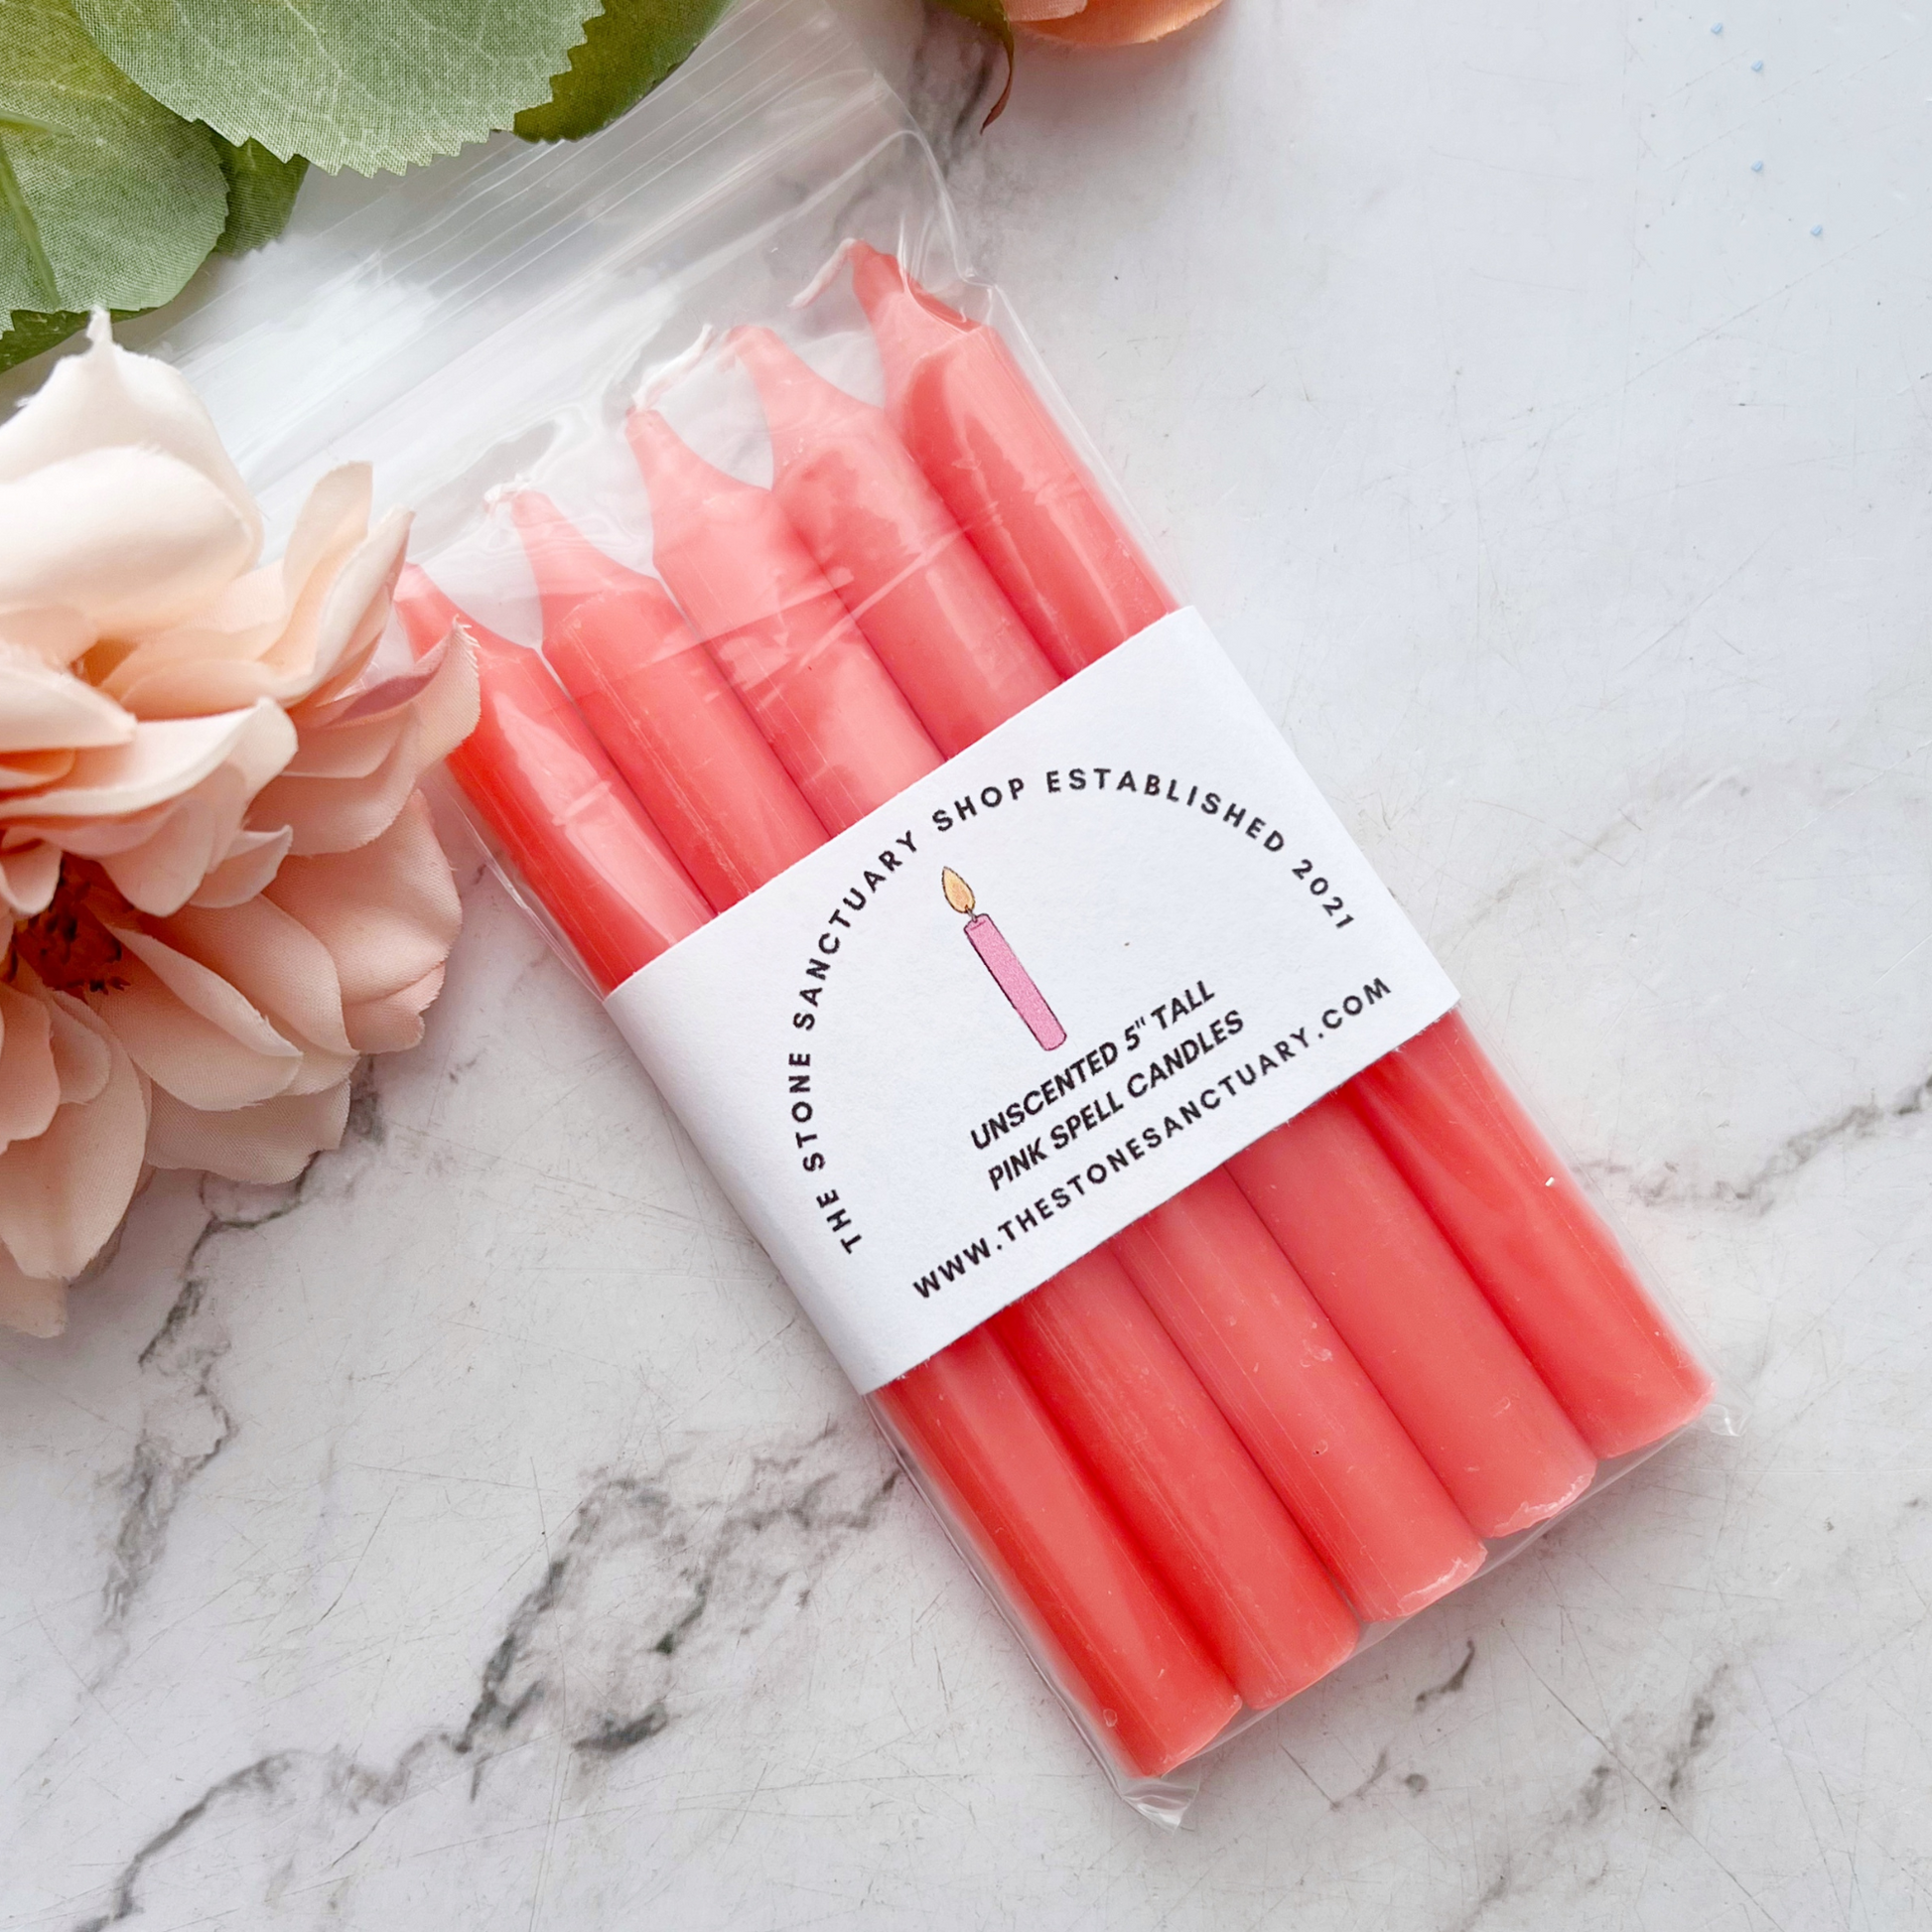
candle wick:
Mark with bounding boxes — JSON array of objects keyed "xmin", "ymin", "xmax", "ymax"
[{"xmin": 635, "ymin": 325, "xmax": 716, "ymax": 409}]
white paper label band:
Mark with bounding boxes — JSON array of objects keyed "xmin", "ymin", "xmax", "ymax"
[{"xmin": 607, "ymin": 611, "xmax": 1456, "ymax": 1393}]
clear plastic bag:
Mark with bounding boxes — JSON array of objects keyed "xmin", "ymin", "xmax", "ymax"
[{"xmin": 132, "ymin": 0, "xmax": 1734, "ymax": 1821}]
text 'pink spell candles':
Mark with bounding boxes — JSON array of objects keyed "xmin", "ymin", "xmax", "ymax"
[{"xmin": 941, "ymin": 867, "xmax": 1066, "ymax": 1051}]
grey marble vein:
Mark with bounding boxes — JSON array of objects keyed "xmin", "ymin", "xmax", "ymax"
[{"xmin": 63, "ymin": 1423, "xmax": 898, "ymax": 1929}]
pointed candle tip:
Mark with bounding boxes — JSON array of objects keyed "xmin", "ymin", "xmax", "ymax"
[
  {"xmin": 393, "ymin": 564, "xmax": 460, "ymax": 658},
  {"xmin": 507, "ymin": 490, "xmax": 650, "ymax": 633},
  {"xmin": 727, "ymin": 323, "xmax": 797, "ymax": 385},
  {"xmin": 846, "ymin": 240, "xmax": 907, "ymax": 318},
  {"xmin": 849, "ymin": 247, "xmax": 977, "ymax": 408},
  {"xmin": 625, "ymin": 407, "xmax": 701, "ymax": 491},
  {"xmin": 394, "ymin": 566, "xmax": 515, "ymax": 661},
  {"xmin": 941, "ymin": 866, "xmax": 976, "ymax": 914},
  {"xmin": 732, "ymin": 326, "xmax": 863, "ymax": 458}
]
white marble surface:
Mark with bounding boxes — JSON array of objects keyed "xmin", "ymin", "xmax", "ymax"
[{"xmin": 5, "ymin": 0, "xmax": 1931, "ymax": 1924}]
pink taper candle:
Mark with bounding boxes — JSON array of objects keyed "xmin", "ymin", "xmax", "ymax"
[
  {"xmin": 547, "ymin": 506, "xmax": 1361, "ymax": 1708},
  {"xmin": 1229, "ymin": 1096, "xmax": 1595, "ymax": 1536},
  {"xmin": 851, "ymin": 246, "xmax": 1705, "ymax": 1462},
  {"xmin": 732, "ymin": 324, "xmax": 1059, "ymax": 753},
  {"xmin": 847, "ymin": 241, "xmax": 1173, "ymax": 677},
  {"xmin": 625, "ymin": 408, "xmax": 939, "ymax": 829},
  {"xmin": 510, "ymin": 492, "xmax": 826, "ymax": 907},
  {"xmin": 874, "ymin": 1328, "xmax": 1240, "ymax": 1776},
  {"xmin": 391, "ymin": 569, "xmax": 708, "ymax": 995},
  {"xmin": 992, "ymin": 1249, "xmax": 1358, "ymax": 1711},
  {"xmin": 1112, "ymin": 1173, "xmax": 1485, "ymax": 1622},
  {"xmin": 1348, "ymin": 1014, "xmax": 1715, "ymax": 1457}
]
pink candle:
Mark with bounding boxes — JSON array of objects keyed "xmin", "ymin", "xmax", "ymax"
[
  {"xmin": 1348, "ymin": 1014, "xmax": 1715, "ymax": 1457},
  {"xmin": 991, "ymin": 1248, "xmax": 1358, "ymax": 1712},
  {"xmin": 732, "ymin": 324, "xmax": 1059, "ymax": 754},
  {"xmin": 1111, "ymin": 1172, "xmax": 1485, "ymax": 1622},
  {"xmin": 847, "ymin": 242, "xmax": 1173, "ymax": 676},
  {"xmin": 391, "ymin": 568, "xmax": 709, "ymax": 994},
  {"xmin": 709, "ymin": 327, "xmax": 1489, "ymax": 1616},
  {"xmin": 625, "ymin": 408, "xmax": 939, "ymax": 831},
  {"xmin": 941, "ymin": 866, "xmax": 1065, "ymax": 1050},
  {"xmin": 510, "ymin": 492, "xmax": 827, "ymax": 907},
  {"xmin": 1229, "ymin": 1096, "xmax": 1596, "ymax": 1537},
  {"xmin": 874, "ymin": 1327, "xmax": 1240, "ymax": 1776},
  {"xmin": 849, "ymin": 248, "xmax": 1706, "ymax": 1464}
]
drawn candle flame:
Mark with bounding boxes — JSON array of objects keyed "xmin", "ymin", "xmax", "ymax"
[{"xmin": 941, "ymin": 866, "xmax": 1065, "ymax": 1051}]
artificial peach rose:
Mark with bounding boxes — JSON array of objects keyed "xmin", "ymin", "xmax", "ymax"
[
  {"xmin": 1009, "ymin": 0, "xmax": 1226, "ymax": 47},
  {"xmin": 0, "ymin": 316, "xmax": 479, "ymax": 1337}
]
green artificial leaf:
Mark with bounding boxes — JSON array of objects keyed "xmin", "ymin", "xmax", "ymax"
[
  {"xmin": 515, "ymin": 0, "xmax": 733, "ymax": 143},
  {"xmin": 0, "ymin": 0, "xmax": 226, "ymax": 321},
  {"xmin": 0, "ymin": 304, "xmax": 80, "ymax": 370},
  {"xmin": 69, "ymin": 0, "xmax": 605, "ymax": 175},
  {"xmin": 210, "ymin": 133, "xmax": 308, "ymax": 256},
  {"xmin": 932, "ymin": 0, "xmax": 1014, "ymax": 126},
  {"xmin": 0, "ymin": 302, "xmax": 145, "ymax": 374}
]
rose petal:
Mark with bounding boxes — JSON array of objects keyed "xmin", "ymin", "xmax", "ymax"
[
  {"xmin": 40, "ymin": 973, "xmax": 112, "ymax": 1106},
  {"xmin": 0, "ymin": 841, "xmax": 61, "ymax": 916},
  {"xmin": 254, "ymin": 628, "xmax": 478, "ymax": 856},
  {"xmin": 1008, "ymin": 0, "xmax": 1087, "ymax": 18},
  {"xmin": 0, "ymin": 977, "xmax": 60, "ymax": 1149},
  {"xmin": 0, "ymin": 703, "xmax": 294, "ymax": 825},
  {"xmin": 189, "ymin": 825, "xmax": 293, "ymax": 908},
  {"xmin": 0, "ymin": 608, "xmax": 95, "ymax": 669},
  {"xmin": 163, "ymin": 896, "xmax": 356, "ymax": 1062},
  {"xmin": 1024, "ymin": 0, "xmax": 1226, "ymax": 41},
  {"xmin": 263, "ymin": 720, "xmax": 425, "ymax": 854},
  {"xmin": 109, "ymin": 560, "xmax": 291, "ymax": 676},
  {"xmin": 108, "ymin": 465, "xmax": 371, "ymax": 679},
  {"xmin": 267, "ymin": 790, "xmax": 460, "ymax": 1006},
  {"xmin": 275, "ymin": 708, "xmax": 406, "ymax": 783},
  {"xmin": 277, "ymin": 468, "xmax": 375, "ymax": 623},
  {"xmin": 109, "ymin": 925, "xmax": 296, "ymax": 1049},
  {"xmin": 93, "ymin": 950, "xmax": 301, "ymax": 1110},
  {"xmin": 96, "ymin": 927, "xmax": 303, "ymax": 1109},
  {"xmin": 343, "ymin": 963, "xmax": 444, "ymax": 1053},
  {"xmin": 0, "ymin": 1248, "xmax": 68, "ymax": 1338},
  {"xmin": 104, "ymin": 480, "xmax": 401, "ymax": 719},
  {"xmin": 283, "ymin": 507, "xmax": 411, "ymax": 702},
  {"xmin": 96, "ymin": 766, "xmax": 252, "ymax": 916},
  {"xmin": 0, "ymin": 608, "xmax": 95, "ymax": 670},
  {"xmin": 146, "ymin": 1078, "xmax": 350, "ymax": 1185},
  {"xmin": 0, "ymin": 990, "xmax": 148, "ymax": 1282},
  {"xmin": 0, "ymin": 448, "xmax": 257, "ymax": 639},
  {"xmin": 294, "ymin": 631, "xmax": 448, "ymax": 738},
  {"xmin": 0, "ymin": 645, "xmax": 135, "ymax": 756},
  {"xmin": 0, "ymin": 751, "xmax": 76, "ymax": 791},
  {"xmin": 0, "ymin": 315, "xmax": 259, "ymax": 543},
  {"xmin": 12, "ymin": 707, "xmax": 298, "ymax": 917}
]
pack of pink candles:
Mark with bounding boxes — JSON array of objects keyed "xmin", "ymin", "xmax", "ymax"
[{"xmin": 197, "ymin": 0, "xmax": 1725, "ymax": 1818}]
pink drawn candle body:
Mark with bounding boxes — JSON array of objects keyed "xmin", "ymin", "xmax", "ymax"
[{"xmin": 945, "ymin": 868, "xmax": 1065, "ymax": 1050}]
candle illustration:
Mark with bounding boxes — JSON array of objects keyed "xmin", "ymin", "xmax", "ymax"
[{"xmin": 942, "ymin": 867, "xmax": 1067, "ymax": 1051}]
